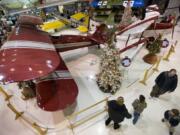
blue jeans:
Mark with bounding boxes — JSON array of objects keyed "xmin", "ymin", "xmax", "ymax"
[{"xmin": 133, "ymin": 112, "xmax": 140, "ymax": 124}]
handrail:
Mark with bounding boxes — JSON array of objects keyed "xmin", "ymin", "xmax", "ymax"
[
  {"xmin": 7, "ymin": 103, "xmax": 24, "ymax": 120},
  {"xmin": 0, "ymin": 87, "xmax": 48, "ymax": 135},
  {"xmin": 0, "ymin": 86, "xmax": 109, "ymax": 134},
  {"xmin": 7, "ymin": 102, "xmax": 48, "ymax": 135},
  {"xmin": 67, "ymin": 97, "xmax": 109, "ymax": 130},
  {"xmin": 72, "ymin": 109, "xmax": 106, "ymax": 128},
  {"xmin": 0, "ymin": 86, "xmax": 12, "ymax": 101},
  {"xmin": 68, "ymin": 97, "xmax": 109, "ymax": 119}
]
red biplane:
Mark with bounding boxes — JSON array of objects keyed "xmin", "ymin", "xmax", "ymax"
[
  {"xmin": 0, "ymin": 15, "xmax": 111, "ymax": 111},
  {"xmin": 0, "ymin": 5, "xmax": 174, "ymax": 111}
]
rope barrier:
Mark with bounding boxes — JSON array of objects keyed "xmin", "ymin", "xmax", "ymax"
[
  {"xmin": 67, "ymin": 97, "xmax": 108, "ymax": 119},
  {"xmin": 140, "ymin": 39, "xmax": 177, "ymax": 86},
  {"xmin": 0, "ymin": 86, "xmax": 12, "ymax": 101},
  {"xmin": 7, "ymin": 103, "xmax": 24, "ymax": 120},
  {"xmin": 67, "ymin": 97, "xmax": 109, "ymax": 130},
  {"xmin": 0, "ymin": 87, "xmax": 48, "ymax": 135},
  {"xmin": 0, "ymin": 86, "xmax": 110, "ymax": 134}
]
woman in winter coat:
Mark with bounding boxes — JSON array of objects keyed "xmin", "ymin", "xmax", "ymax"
[
  {"xmin": 150, "ymin": 69, "xmax": 178, "ymax": 98},
  {"xmin": 105, "ymin": 96, "xmax": 132, "ymax": 129}
]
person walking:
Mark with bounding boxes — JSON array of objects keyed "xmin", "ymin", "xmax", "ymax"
[
  {"xmin": 162, "ymin": 109, "xmax": 180, "ymax": 135},
  {"xmin": 150, "ymin": 69, "xmax": 178, "ymax": 98},
  {"xmin": 105, "ymin": 96, "xmax": 132, "ymax": 129},
  {"xmin": 132, "ymin": 95, "xmax": 147, "ymax": 124}
]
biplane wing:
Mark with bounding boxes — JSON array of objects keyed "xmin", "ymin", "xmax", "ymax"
[
  {"xmin": 36, "ymin": 56, "xmax": 78, "ymax": 111},
  {"xmin": 0, "ymin": 15, "xmax": 60, "ymax": 82},
  {"xmin": 0, "ymin": 15, "xmax": 79, "ymax": 111}
]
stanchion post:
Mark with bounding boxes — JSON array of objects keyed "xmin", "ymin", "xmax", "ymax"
[
  {"xmin": 7, "ymin": 103, "xmax": 24, "ymax": 120},
  {"xmin": 32, "ymin": 123, "xmax": 48, "ymax": 135},
  {"xmin": 171, "ymin": 40, "xmax": 178, "ymax": 53},
  {"xmin": 104, "ymin": 97, "xmax": 108, "ymax": 111},
  {"xmin": 153, "ymin": 57, "xmax": 162, "ymax": 72},
  {"xmin": 67, "ymin": 120, "xmax": 75, "ymax": 135},
  {"xmin": 163, "ymin": 45, "xmax": 174, "ymax": 61},
  {"xmin": 139, "ymin": 69, "xmax": 149, "ymax": 85},
  {"xmin": 5, "ymin": 94, "xmax": 12, "ymax": 101},
  {"xmin": 21, "ymin": 114, "xmax": 48, "ymax": 135}
]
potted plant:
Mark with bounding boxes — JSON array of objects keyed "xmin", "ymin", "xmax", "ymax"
[{"xmin": 143, "ymin": 35, "xmax": 162, "ymax": 64}]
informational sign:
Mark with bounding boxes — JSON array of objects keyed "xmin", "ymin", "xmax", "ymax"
[
  {"xmin": 98, "ymin": 1, "xmax": 107, "ymax": 6},
  {"xmin": 123, "ymin": 0, "xmax": 144, "ymax": 7},
  {"xmin": 91, "ymin": 0, "xmax": 144, "ymax": 8},
  {"xmin": 133, "ymin": 0, "xmax": 144, "ymax": 7},
  {"xmin": 123, "ymin": 0, "xmax": 134, "ymax": 7},
  {"xmin": 90, "ymin": 0, "xmax": 101, "ymax": 8},
  {"xmin": 161, "ymin": 38, "xmax": 169, "ymax": 48},
  {"xmin": 121, "ymin": 57, "xmax": 131, "ymax": 67}
]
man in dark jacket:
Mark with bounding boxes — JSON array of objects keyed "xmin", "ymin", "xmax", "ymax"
[
  {"xmin": 150, "ymin": 69, "xmax": 178, "ymax": 98},
  {"xmin": 105, "ymin": 96, "xmax": 132, "ymax": 129},
  {"xmin": 162, "ymin": 109, "xmax": 180, "ymax": 135}
]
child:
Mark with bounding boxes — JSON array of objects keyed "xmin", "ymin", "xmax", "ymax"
[{"xmin": 132, "ymin": 95, "xmax": 147, "ymax": 124}]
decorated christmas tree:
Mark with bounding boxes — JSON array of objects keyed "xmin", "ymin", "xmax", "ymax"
[
  {"xmin": 97, "ymin": 28, "xmax": 121, "ymax": 94},
  {"xmin": 120, "ymin": 0, "xmax": 133, "ymax": 26}
]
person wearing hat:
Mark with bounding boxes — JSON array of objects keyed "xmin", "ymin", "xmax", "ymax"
[
  {"xmin": 162, "ymin": 109, "xmax": 180, "ymax": 135},
  {"xmin": 105, "ymin": 96, "xmax": 132, "ymax": 129}
]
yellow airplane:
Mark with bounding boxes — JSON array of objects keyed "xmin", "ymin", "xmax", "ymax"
[{"xmin": 40, "ymin": 12, "xmax": 89, "ymax": 33}]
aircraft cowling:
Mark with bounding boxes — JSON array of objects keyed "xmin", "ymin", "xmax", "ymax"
[{"xmin": 0, "ymin": 25, "xmax": 60, "ymax": 82}]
